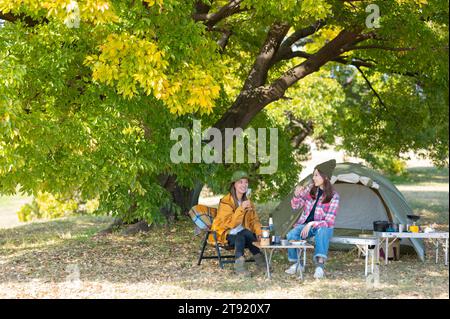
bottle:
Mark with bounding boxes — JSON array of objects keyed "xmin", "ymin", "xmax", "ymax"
[{"xmin": 268, "ymin": 215, "xmax": 273, "ymax": 233}]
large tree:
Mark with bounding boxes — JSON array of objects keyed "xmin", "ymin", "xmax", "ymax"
[{"xmin": 1, "ymin": 0, "xmax": 448, "ymax": 226}]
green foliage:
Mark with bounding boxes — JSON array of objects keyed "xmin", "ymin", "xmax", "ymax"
[
  {"xmin": 17, "ymin": 191, "xmax": 99, "ymax": 222},
  {"xmin": 330, "ymin": 66, "xmax": 448, "ymax": 167},
  {"xmin": 1, "ymin": 0, "xmax": 448, "ymax": 224},
  {"xmin": 362, "ymin": 153, "xmax": 408, "ymax": 176}
]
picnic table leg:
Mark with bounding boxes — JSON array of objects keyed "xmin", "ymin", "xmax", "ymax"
[
  {"xmin": 296, "ymin": 248, "xmax": 303, "ymax": 281},
  {"xmin": 265, "ymin": 249, "xmax": 273, "ymax": 279},
  {"xmin": 376, "ymin": 238, "xmax": 380, "ymax": 264},
  {"xmin": 261, "ymin": 249, "xmax": 270, "ymax": 279},
  {"xmin": 445, "ymin": 238, "xmax": 448, "ymax": 266},
  {"xmin": 385, "ymin": 238, "xmax": 389, "ymax": 265},
  {"xmin": 364, "ymin": 245, "xmax": 369, "ymax": 277},
  {"xmin": 303, "ymin": 247, "xmax": 307, "ymax": 269},
  {"xmin": 371, "ymin": 246, "xmax": 375, "ymax": 274},
  {"xmin": 435, "ymin": 240, "xmax": 439, "ymax": 264}
]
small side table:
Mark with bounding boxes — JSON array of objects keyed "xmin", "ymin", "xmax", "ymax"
[{"xmin": 253, "ymin": 241, "xmax": 314, "ymax": 280}]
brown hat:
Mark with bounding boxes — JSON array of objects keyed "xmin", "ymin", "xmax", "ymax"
[{"xmin": 314, "ymin": 159, "xmax": 336, "ymax": 179}]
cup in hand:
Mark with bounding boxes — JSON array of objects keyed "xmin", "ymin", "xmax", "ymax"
[{"xmin": 241, "ymin": 200, "xmax": 251, "ymax": 212}]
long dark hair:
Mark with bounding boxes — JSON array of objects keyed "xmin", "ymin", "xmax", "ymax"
[
  {"xmin": 230, "ymin": 182, "xmax": 248, "ymax": 208},
  {"xmin": 310, "ymin": 170, "xmax": 335, "ymax": 203}
]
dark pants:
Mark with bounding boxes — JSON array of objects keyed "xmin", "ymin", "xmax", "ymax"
[{"xmin": 226, "ymin": 229, "xmax": 261, "ymax": 258}]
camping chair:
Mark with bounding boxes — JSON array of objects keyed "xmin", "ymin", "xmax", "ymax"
[
  {"xmin": 189, "ymin": 204, "xmax": 254, "ymax": 269},
  {"xmin": 189, "ymin": 204, "xmax": 235, "ymax": 269}
]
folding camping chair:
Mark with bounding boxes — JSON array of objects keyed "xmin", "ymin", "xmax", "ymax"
[
  {"xmin": 189, "ymin": 204, "xmax": 235, "ymax": 269},
  {"xmin": 189, "ymin": 204, "xmax": 254, "ymax": 269}
]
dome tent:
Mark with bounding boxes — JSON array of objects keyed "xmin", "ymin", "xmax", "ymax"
[{"xmin": 272, "ymin": 162, "xmax": 425, "ymax": 261}]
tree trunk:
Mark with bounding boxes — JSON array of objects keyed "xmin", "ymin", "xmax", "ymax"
[{"xmin": 160, "ymin": 178, "xmax": 204, "ymax": 221}]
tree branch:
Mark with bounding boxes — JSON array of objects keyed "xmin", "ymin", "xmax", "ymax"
[
  {"xmin": 271, "ymin": 20, "xmax": 326, "ymax": 65},
  {"xmin": 268, "ymin": 30, "xmax": 363, "ymax": 99},
  {"xmin": 281, "ymin": 21, "xmax": 325, "ymax": 50},
  {"xmin": 242, "ymin": 22, "xmax": 290, "ymax": 90},
  {"xmin": 194, "ymin": 1, "xmax": 212, "ymax": 16},
  {"xmin": 355, "ymin": 65, "xmax": 387, "ymax": 111},
  {"xmin": 349, "ymin": 45, "xmax": 416, "ymax": 52},
  {"xmin": 217, "ymin": 29, "xmax": 233, "ymax": 52},
  {"xmin": 0, "ymin": 11, "xmax": 47, "ymax": 27},
  {"xmin": 192, "ymin": 0, "xmax": 247, "ymax": 30},
  {"xmin": 284, "ymin": 111, "xmax": 314, "ymax": 148},
  {"xmin": 272, "ymin": 47, "xmax": 376, "ymax": 69}
]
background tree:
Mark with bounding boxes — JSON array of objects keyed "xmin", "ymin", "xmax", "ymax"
[{"xmin": 0, "ymin": 0, "xmax": 448, "ymax": 228}]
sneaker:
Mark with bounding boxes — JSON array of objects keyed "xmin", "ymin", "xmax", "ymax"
[
  {"xmin": 285, "ymin": 263, "xmax": 303, "ymax": 275},
  {"xmin": 313, "ymin": 266, "xmax": 325, "ymax": 279}
]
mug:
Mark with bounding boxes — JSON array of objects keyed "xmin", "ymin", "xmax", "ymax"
[{"xmin": 398, "ymin": 224, "xmax": 404, "ymax": 233}]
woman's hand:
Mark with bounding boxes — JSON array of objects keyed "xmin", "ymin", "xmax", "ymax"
[
  {"xmin": 301, "ymin": 222, "xmax": 313, "ymax": 239},
  {"xmin": 294, "ymin": 185, "xmax": 304, "ymax": 197},
  {"xmin": 241, "ymin": 200, "xmax": 252, "ymax": 211}
]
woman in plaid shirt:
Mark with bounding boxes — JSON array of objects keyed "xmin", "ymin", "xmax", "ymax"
[{"xmin": 285, "ymin": 159, "xmax": 340, "ymax": 279}]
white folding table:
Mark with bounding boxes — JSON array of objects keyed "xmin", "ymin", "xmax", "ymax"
[
  {"xmin": 253, "ymin": 241, "xmax": 314, "ymax": 280},
  {"xmin": 329, "ymin": 236, "xmax": 379, "ymax": 276},
  {"xmin": 374, "ymin": 231, "xmax": 449, "ymax": 265}
]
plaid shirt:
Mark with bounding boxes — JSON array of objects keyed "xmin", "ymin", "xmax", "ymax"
[{"xmin": 291, "ymin": 183, "xmax": 340, "ymax": 229}]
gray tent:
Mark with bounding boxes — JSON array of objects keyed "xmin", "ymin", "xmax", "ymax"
[{"xmin": 272, "ymin": 162, "xmax": 425, "ymax": 261}]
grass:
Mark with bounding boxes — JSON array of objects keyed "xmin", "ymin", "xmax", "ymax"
[
  {"xmin": 0, "ymin": 166, "xmax": 448, "ymax": 299},
  {"xmin": 387, "ymin": 166, "xmax": 449, "ymax": 185}
]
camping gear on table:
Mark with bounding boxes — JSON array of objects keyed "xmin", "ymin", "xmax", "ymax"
[
  {"xmin": 261, "ymin": 226, "xmax": 270, "ymax": 246},
  {"xmin": 271, "ymin": 162, "xmax": 425, "ymax": 261},
  {"xmin": 373, "ymin": 221, "xmax": 390, "ymax": 232},
  {"xmin": 386, "ymin": 222, "xmax": 399, "ymax": 232},
  {"xmin": 271, "ymin": 235, "xmax": 281, "ymax": 245},
  {"xmin": 269, "ymin": 215, "xmax": 274, "ymax": 232},
  {"xmin": 407, "ymin": 215, "xmax": 421, "ymax": 233}
]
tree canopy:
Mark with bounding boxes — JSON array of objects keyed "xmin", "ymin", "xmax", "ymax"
[{"xmin": 1, "ymin": 0, "xmax": 448, "ymax": 224}]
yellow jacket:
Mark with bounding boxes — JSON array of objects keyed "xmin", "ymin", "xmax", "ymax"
[{"xmin": 208, "ymin": 193, "xmax": 262, "ymax": 245}]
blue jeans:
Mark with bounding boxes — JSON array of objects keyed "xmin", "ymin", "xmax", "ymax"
[{"xmin": 286, "ymin": 224, "xmax": 334, "ymax": 264}]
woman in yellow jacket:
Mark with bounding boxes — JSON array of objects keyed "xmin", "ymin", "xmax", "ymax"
[{"xmin": 209, "ymin": 171, "xmax": 266, "ymax": 277}]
